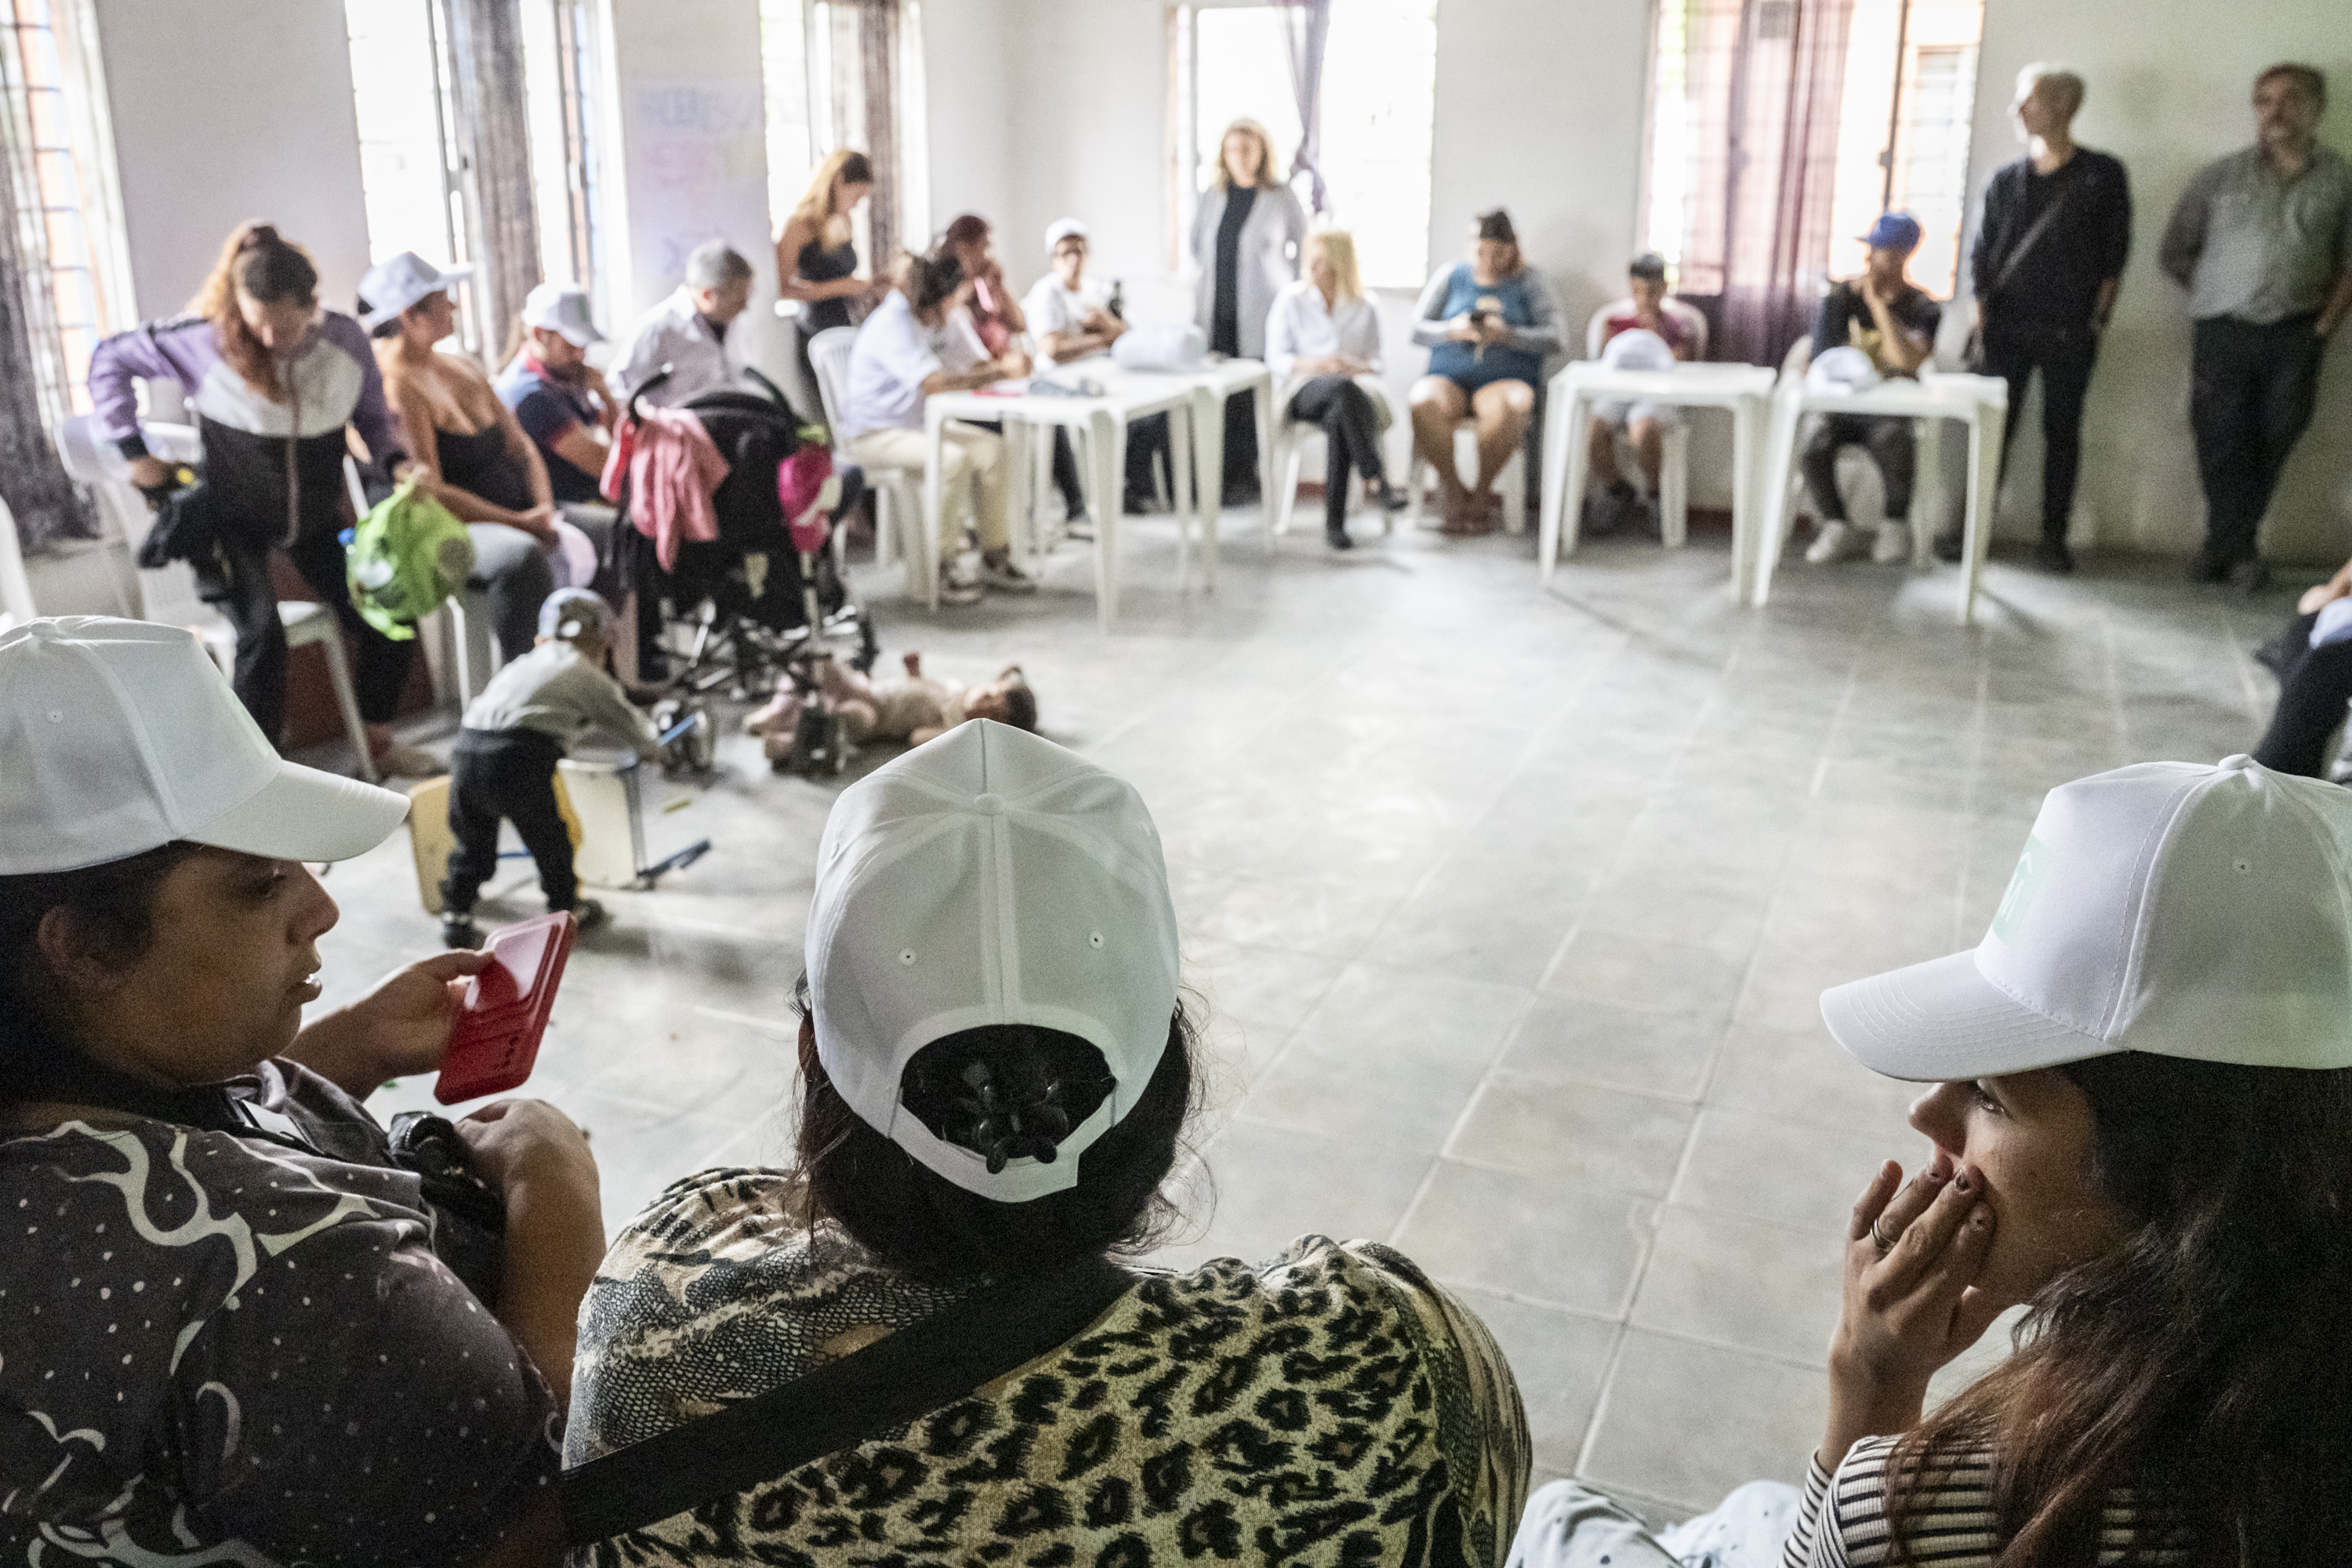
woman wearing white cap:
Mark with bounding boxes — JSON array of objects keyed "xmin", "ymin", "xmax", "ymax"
[
  {"xmin": 1508, "ymin": 756, "xmax": 2352, "ymax": 1568},
  {"xmin": 85, "ymin": 223, "xmax": 430, "ymax": 773},
  {"xmin": 564, "ymin": 721, "xmax": 1530, "ymax": 1563},
  {"xmin": 364, "ymin": 251, "xmax": 567, "ymax": 666},
  {"xmin": 0, "ymin": 617, "xmax": 604, "ymax": 1567}
]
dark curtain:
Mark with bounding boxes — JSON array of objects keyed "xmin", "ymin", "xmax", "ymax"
[
  {"xmin": 445, "ymin": 0, "xmax": 543, "ymax": 351},
  {"xmin": 1276, "ymin": 0, "xmax": 1332, "ymax": 214},
  {"xmin": 0, "ymin": 98, "xmax": 94, "ymax": 554},
  {"xmin": 1658, "ymin": 0, "xmax": 1854, "ymax": 367}
]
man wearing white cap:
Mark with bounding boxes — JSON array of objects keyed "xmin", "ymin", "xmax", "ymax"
[
  {"xmin": 565, "ymin": 720, "xmax": 1530, "ymax": 1562},
  {"xmin": 499, "ymin": 281, "xmax": 619, "ymax": 506},
  {"xmin": 0, "ymin": 616, "xmax": 604, "ymax": 1565},
  {"xmin": 1510, "ymin": 754, "xmax": 2352, "ymax": 1568}
]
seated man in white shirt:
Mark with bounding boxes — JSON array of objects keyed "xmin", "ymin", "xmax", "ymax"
[
  {"xmin": 610, "ymin": 240, "xmax": 755, "ymax": 408},
  {"xmin": 1017, "ymin": 217, "xmax": 1167, "ymax": 524},
  {"xmin": 840, "ymin": 250, "xmax": 1035, "ymax": 604},
  {"xmin": 1583, "ymin": 252, "xmax": 1707, "ymax": 535},
  {"xmin": 1265, "ymin": 229, "xmax": 1406, "ymax": 550}
]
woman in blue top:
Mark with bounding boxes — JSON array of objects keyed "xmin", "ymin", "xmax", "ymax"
[{"xmin": 1408, "ymin": 209, "xmax": 1564, "ymax": 534}]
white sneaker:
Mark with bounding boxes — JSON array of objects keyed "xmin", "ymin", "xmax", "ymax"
[
  {"xmin": 1871, "ymin": 522, "xmax": 1911, "ymax": 564},
  {"xmin": 1805, "ymin": 521, "xmax": 1856, "ymax": 564},
  {"xmin": 935, "ymin": 564, "xmax": 982, "ymax": 606}
]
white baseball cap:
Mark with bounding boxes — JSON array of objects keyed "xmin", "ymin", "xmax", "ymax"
[
  {"xmin": 521, "ymin": 281, "xmax": 604, "ymax": 347},
  {"xmin": 0, "ymin": 617, "xmax": 411, "ymax": 875},
  {"xmin": 1823, "ymin": 757, "xmax": 2352, "ymax": 1080},
  {"xmin": 358, "ymin": 251, "xmax": 474, "ymax": 330},
  {"xmin": 804, "ymin": 720, "xmax": 1181, "ymax": 1201},
  {"xmin": 1044, "ymin": 218, "xmax": 1089, "ymax": 254}
]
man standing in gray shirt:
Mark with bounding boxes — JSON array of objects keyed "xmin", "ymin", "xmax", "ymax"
[{"xmin": 2159, "ymin": 64, "xmax": 2352, "ymax": 593}]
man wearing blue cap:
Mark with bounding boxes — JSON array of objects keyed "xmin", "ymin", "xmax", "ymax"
[{"xmin": 1801, "ymin": 214, "xmax": 1944, "ymax": 565}]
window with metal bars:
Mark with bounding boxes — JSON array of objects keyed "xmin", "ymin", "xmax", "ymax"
[
  {"xmin": 1639, "ymin": 0, "xmax": 1982, "ymax": 361},
  {"xmin": 0, "ymin": 0, "xmax": 123, "ymax": 423}
]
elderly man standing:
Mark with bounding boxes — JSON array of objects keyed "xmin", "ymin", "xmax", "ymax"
[
  {"xmin": 1935, "ymin": 64, "xmax": 2130, "ymax": 575},
  {"xmin": 2160, "ymin": 64, "xmax": 2352, "ymax": 594},
  {"xmin": 610, "ymin": 240, "xmax": 757, "ymax": 408}
]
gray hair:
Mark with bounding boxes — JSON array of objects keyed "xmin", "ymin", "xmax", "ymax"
[
  {"xmin": 2017, "ymin": 63, "xmax": 2086, "ymax": 117},
  {"xmin": 684, "ymin": 240, "xmax": 753, "ymax": 290}
]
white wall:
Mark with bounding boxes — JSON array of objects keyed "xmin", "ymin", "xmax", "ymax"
[
  {"xmin": 1965, "ymin": 1, "xmax": 2352, "ymax": 562},
  {"xmin": 91, "ymin": 0, "xmax": 372, "ymax": 318},
  {"xmin": 921, "ymin": 0, "xmax": 1014, "ymax": 244},
  {"xmin": 602, "ymin": 0, "xmax": 792, "ymax": 387}
]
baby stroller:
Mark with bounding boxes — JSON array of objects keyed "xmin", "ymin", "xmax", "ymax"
[{"xmin": 614, "ymin": 366, "xmax": 877, "ymax": 703}]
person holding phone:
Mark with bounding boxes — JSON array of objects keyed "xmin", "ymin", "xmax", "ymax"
[
  {"xmin": 1408, "ymin": 209, "xmax": 1564, "ymax": 534},
  {"xmin": 0, "ymin": 616, "xmax": 604, "ymax": 1568}
]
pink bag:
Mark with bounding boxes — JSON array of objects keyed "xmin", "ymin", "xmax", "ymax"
[{"xmin": 778, "ymin": 445, "xmax": 838, "ymax": 557}]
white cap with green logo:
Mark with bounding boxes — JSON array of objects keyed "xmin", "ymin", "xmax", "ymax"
[{"xmin": 1821, "ymin": 757, "xmax": 2352, "ymax": 1080}]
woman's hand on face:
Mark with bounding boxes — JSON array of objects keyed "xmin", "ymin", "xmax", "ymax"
[
  {"xmin": 455, "ymin": 1098, "xmax": 598, "ymax": 1196},
  {"xmin": 1834, "ymin": 1155, "xmax": 2005, "ymax": 1396},
  {"xmin": 348, "ymin": 949, "xmax": 492, "ymax": 1080}
]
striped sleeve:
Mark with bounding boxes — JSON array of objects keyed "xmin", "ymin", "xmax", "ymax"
[
  {"xmin": 1790, "ymin": 1436, "xmax": 2177, "ymax": 1566},
  {"xmin": 1781, "ymin": 1452, "xmax": 1839, "ymax": 1568}
]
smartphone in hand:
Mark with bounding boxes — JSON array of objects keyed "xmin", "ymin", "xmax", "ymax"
[{"xmin": 435, "ymin": 911, "xmax": 578, "ymax": 1104}]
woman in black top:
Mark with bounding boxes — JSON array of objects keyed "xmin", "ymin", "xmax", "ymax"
[
  {"xmin": 776, "ymin": 149, "xmax": 887, "ymax": 410},
  {"xmin": 365, "ymin": 257, "xmax": 562, "ymax": 665},
  {"xmin": 1189, "ymin": 118, "xmax": 1308, "ymax": 504}
]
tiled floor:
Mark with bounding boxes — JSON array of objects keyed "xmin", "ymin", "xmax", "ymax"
[{"xmin": 317, "ymin": 508, "xmax": 2292, "ymax": 1521}]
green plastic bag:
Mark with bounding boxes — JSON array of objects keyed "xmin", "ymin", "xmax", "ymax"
[{"xmin": 345, "ymin": 477, "xmax": 474, "ymax": 641}]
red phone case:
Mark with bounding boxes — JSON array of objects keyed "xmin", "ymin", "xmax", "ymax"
[{"xmin": 434, "ymin": 911, "xmax": 577, "ymax": 1105}]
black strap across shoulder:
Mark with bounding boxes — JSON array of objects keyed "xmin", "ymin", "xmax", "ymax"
[{"xmin": 559, "ymin": 1253, "xmax": 1138, "ymax": 1546}]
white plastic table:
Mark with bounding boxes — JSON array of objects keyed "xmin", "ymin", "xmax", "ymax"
[
  {"xmin": 924, "ymin": 358, "xmax": 1272, "ymax": 630},
  {"xmin": 1537, "ymin": 361, "xmax": 1777, "ymax": 593},
  {"xmin": 1752, "ymin": 370, "xmax": 2009, "ymax": 622}
]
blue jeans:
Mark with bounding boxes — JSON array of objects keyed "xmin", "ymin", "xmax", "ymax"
[{"xmin": 1508, "ymin": 1479, "xmax": 1800, "ymax": 1568}]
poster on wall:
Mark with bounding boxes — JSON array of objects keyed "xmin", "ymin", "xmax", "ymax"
[{"xmin": 626, "ymin": 78, "xmax": 769, "ymax": 301}]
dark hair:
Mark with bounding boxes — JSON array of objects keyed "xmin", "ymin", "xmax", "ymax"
[
  {"xmin": 904, "ymin": 249, "xmax": 964, "ymax": 317},
  {"xmin": 2256, "ymin": 62, "xmax": 2325, "ymax": 108},
  {"xmin": 189, "ymin": 223, "xmax": 319, "ymax": 394},
  {"xmin": 1886, "ymin": 1052, "xmax": 2352, "ymax": 1565},
  {"xmin": 1629, "ymin": 252, "xmax": 1668, "ymax": 282},
  {"xmin": 996, "ymin": 664, "xmax": 1038, "ymax": 732},
  {"xmin": 1475, "ymin": 208, "xmax": 1518, "ymax": 246},
  {"xmin": 0, "ymin": 843, "xmax": 207, "ymax": 1093},
  {"xmin": 792, "ymin": 978, "xmax": 1198, "ymax": 1281},
  {"xmin": 361, "ymin": 303, "xmax": 402, "ymax": 340},
  {"xmin": 942, "ymin": 213, "xmax": 991, "ymax": 249}
]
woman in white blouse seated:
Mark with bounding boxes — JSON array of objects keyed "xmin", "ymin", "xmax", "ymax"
[
  {"xmin": 1022, "ymin": 218, "xmax": 1127, "ymax": 365},
  {"xmin": 1265, "ymin": 230, "xmax": 1406, "ymax": 550}
]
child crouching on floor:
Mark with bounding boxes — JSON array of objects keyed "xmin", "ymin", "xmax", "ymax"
[
  {"xmin": 442, "ymin": 588, "xmax": 661, "ymax": 946},
  {"xmin": 743, "ymin": 652, "xmax": 1035, "ymax": 760}
]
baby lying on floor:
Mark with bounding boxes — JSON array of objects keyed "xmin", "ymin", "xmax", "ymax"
[{"xmin": 743, "ymin": 652, "xmax": 1036, "ymax": 760}]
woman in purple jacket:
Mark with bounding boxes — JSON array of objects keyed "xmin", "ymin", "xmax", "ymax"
[{"xmin": 88, "ymin": 223, "xmax": 435, "ymax": 775}]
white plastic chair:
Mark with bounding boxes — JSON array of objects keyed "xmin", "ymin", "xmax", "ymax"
[
  {"xmin": 1269, "ymin": 379, "xmax": 1397, "ymax": 546},
  {"xmin": 54, "ymin": 415, "xmax": 378, "ymax": 781},
  {"xmin": 1773, "ymin": 333, "xmax": 1922, "ymax": 568},
  {"xmin": 1575, "ymin": 299, "xmax": 1711, "ymax": 546},
  {"xmin": 808, "ymin": 324, "xmax": 934, "ymax": 599},
  {"xmin": 1405, "ymin": 422, "xmax": 1526, "ymax": 534}
]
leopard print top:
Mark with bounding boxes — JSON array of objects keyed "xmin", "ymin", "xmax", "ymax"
[{"xmin": 567, "ymin": 1167, "xmax": 1529, "ymax": 1566}]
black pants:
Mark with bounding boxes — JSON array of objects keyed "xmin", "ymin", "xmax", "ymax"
[
  {"xmin": 1980, "ymin": 323, "xmax": 2099, "ymax": 542},
  {"xmin": 2252, "ymin": 609, "xmax": 2352, "ymax": 776},
  {"xmin": 211, "ymin": 528, "xmax": 416, "ymax": 744},
  {"xmin": 1288, "ymin": 376, "xmax": 1388, "ymax": 532},
  {"xmin": 1801, "ymin": 414, "xmax": 1916, "ymax": 523},
  {"xmin": 444, "ymin": 728, "xmax": 576, "ymax": 914},
  {"xmin": 2190, "ymin": 313, "xmax": 2325, "ymax": 568}
]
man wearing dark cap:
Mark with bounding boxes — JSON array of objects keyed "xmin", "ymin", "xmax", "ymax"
[{"xmin": 1802, "ymin": 214, "xmax": 1943, "ymax": 566}]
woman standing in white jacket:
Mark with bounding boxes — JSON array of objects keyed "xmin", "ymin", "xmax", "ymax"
[
  {"xmin": 1265, "ymin": 230, "xmax": 1406, "ymax": 549},
  {"xmin": 1192, "ymin": 118, "xmax": 1307, "ymax": 504}
]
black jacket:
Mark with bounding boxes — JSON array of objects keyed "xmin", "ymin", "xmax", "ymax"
[{"xmin": 1971, "ymin": 149, "xmax": 2132, "ymax": 332}]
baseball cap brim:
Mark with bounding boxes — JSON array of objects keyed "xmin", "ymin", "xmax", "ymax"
[
  {"xmin": 1820, "ymin": 949, "xmax": 2122, "ymax": 1082},
  {"xmin": 183, "ymin": 760, "xmax": 412, "ymax": 864}
]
